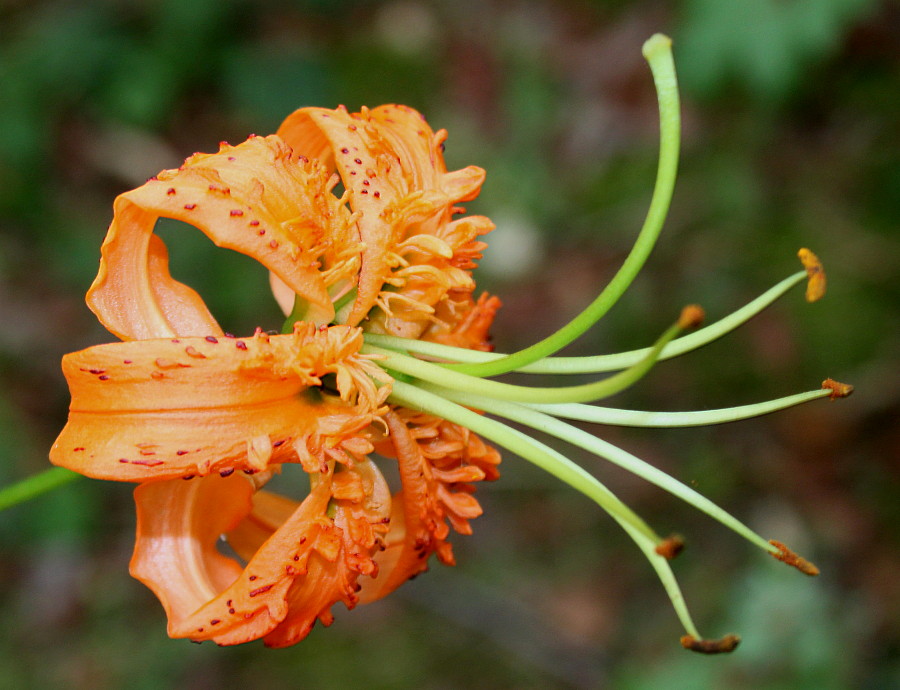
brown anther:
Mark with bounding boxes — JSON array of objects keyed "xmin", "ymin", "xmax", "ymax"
[
  {"xmin": 680, "ymin": 634, "xmax": 741, "ymax": 654},
  {"xmin": 822, "ymin": 378, "xmax": 854, "ymax": 400},
  {"xmin": 798, "ymin": 248, "xmax": 826, "ymax": 302},
  {"xmin": 655, "ymin": 534, "xmax": 685, "ymax": 560},
  {"xmin": 768, "ymin": 540, "xmax": 820, "ymax": 576},
  {"xmin": 677, "ymin": 304, "xmax": 705, "ymax": 330}
]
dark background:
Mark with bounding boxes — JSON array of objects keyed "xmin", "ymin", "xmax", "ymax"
[{"xmin": 0, "ymin": 0, "xmax": 897, "ymax": 687}]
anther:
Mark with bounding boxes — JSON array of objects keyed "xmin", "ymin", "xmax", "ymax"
[
  {"xmin": 655, "ymin": 534, "xmax": 685, "ymax": 560},
  {"xmin": 678, "ymin": 304, "xmax": 705, "ymax": 330},
  {"xmin": 768, "ymin": 540, "xmax": 820, "ymax": 576},
  {"xmin": 822, "ymin": 378, "xmax": 854, "ymax": 400},
  {"xmin": 680, "ymin": 634, "xmax": 741, "ymax": 654},
  {"xmin": 798, "ymin": 248, "xmax": 826, "ymax": 302}
]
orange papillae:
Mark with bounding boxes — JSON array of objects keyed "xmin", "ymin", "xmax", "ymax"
[
  {"xmin": 277, "ymin": 105, "xmax": 495, "ymax": 338},
  {"xmin": 51, "ymin": 325, "xmax": 388, "ymax": 482},
  {"xmin": 51, "ymin": 104, "xmax": 502, "ymax": 647}
]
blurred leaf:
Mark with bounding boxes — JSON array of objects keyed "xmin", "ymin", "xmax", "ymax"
[{"xmin": 677, "ymin": 0, "xmax": 877, "ymax": 100}]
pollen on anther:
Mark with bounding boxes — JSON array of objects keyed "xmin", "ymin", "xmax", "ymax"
[
  {"xmin": 655, "ymin": 534, "xmax": 685, "ymax": 560},
  {"xmin": 798, "ymin": 248, "xmax": 826, "ymax": 302},
  {"xmin": 822, "ymin": 378, "xmax": 854, "ymax": 400}
]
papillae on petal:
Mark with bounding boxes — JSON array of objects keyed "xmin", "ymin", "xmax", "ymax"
[
  {"xmin": 130, "ymin": 458, "xmax": 392, "ymax": 646},
  {"xmin": 277, "ymin": 104, "xmax": 491, "ymax": 333},
  {"xmin": 50, "ymin": 325, "xmax": 390, "ymax": 482},
  {"xmin": 357, "ymin": 410, "xmax": 500, "ymax": 604},
  {"xmin": 87, "ymin": 135, "xmax": 356, "ymax": 341}
]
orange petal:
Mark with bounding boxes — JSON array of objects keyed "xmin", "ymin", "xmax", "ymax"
[
  {"xmin": 227, "ymin": 489, "xmax": 302, "ymax": 563},
  {"xmin": 129, "ymin": 473, "xmax": 253, "ymax": 640},
  {"xmin": 264, "ymin": 464, "xmax": 391, "ymax": 646},
  {"xmin": 87, "ymin": 135, "xmax": 349, "ymax": 340},
  {"xmin": 426, "ymin": 292, "xmax": 502, "ymax": 351},
  {"xmin": 132, "ymin": 472, "xmax": 339, "ymax": 645},
  {"xmin": 277, "ymin": 105, "xmax": 489, "ymax": 329},
  {"xmin": 225, "ymin": 459, "xmax": 390, "ymax": 647},
  {"xmin": 50, "ymin": 329, "xmax": 372, "ymax": 481},
  {"xmin": 358, "ymin": 410, "xmax": 498, "ymax": 604}
]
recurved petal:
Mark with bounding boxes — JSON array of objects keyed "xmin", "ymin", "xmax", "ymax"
[
  {"xmin": 50, "ymin": 332, "xmax": 342, "ymax": 481},
  {"xmin": 276, "ymin": 105, "xmax": 488, "ymax": 328},
  {"xmin": 132, "ymin": 472, "xmax": 338, "ymax": 645},
  {"xmin": 129, "ymin": 473, "xmax": 253, "ymax": 641},
  {"xmin": 87, "ymin": 135, "xmax": 339, "ymax": 341}
]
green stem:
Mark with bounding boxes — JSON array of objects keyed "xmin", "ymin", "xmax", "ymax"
[
  {"xmin": 440, "ymin": 34, "xmax": 680, "ymax": 377},
  {"xmin": 0, "ymin": 467, "xmax": 80, "ymax": 512},
  {"xmin": 363, "ymin": 270, "xmax": 806, "ymax": 374},
  {"xmin": 388, "ymin": 379, "xmax": 702, "ymax": 638}
]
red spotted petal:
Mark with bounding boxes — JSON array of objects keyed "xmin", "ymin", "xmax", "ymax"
[
  {"xmin": 50, "ymin": 326, "xmax": 387, "ymax": 482},
  {"xmin": 87, "ymin": 135, "xmax": 354, "ymax": 340}
]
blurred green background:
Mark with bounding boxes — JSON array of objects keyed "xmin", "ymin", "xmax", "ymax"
[{"xmin": 1, "ymin": 0, "xmax": 897, "ymax": 687}]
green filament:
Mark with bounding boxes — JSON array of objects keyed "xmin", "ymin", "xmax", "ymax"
[
  {"xmin": 528, "ymin": 387, "xmax": 833, "ymax": 427},
  {"xmin": 388, "ymin": 379, "xmax": 704, "ymax": 639},
  {"xmin": 366, "ymin": 319, "xmax": 680, "ymax": 405},
  {"xmin": 440, "ymin": 34, "xmax": 681, "ymax": 378},
  {"xmin": 362, "ymin": 269, "xmax": 807, "ymax": 374},
  {"xmin": 417, "ymin": 383, "xmax": 777, "ymax": 554}
]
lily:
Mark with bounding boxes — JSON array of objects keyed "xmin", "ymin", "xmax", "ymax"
[{"xmin": 45, "ymin": 35, "xmax": 851, "ymax": 652}]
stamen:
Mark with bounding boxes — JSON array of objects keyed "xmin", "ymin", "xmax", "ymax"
[
  {"xmin": 420, "ymin": 385, "xmax": 776, "ymax": 554},
  {"xmin": 363, "ymin": 268, "xmax": 809, "ymax": 374},
  {"xmin": 363, "ymin": 307, "xmax": 695, "ymax": 405},
  {"xmin": 655, "ymin": 534, "xmax": 685, "ymax": 560},
  {"xmin": 527, "ymin": 388, "xmax": 836, "ymax": 427},
  {"xmin": 440, "ymin": 33, "xmax": 682, "ymax": 378},
  {"xmin": 388, "ymin": 379, "xmax": 709, "ymax": 642}
]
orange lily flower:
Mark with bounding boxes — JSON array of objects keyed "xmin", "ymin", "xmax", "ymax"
[
  {"xmin": 47, "ymin": 33, "xmax": 851, "ymax": 655},
  {"xmin": 51, "ymin": 104, "xmax": 501, "ymax": 646}
]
